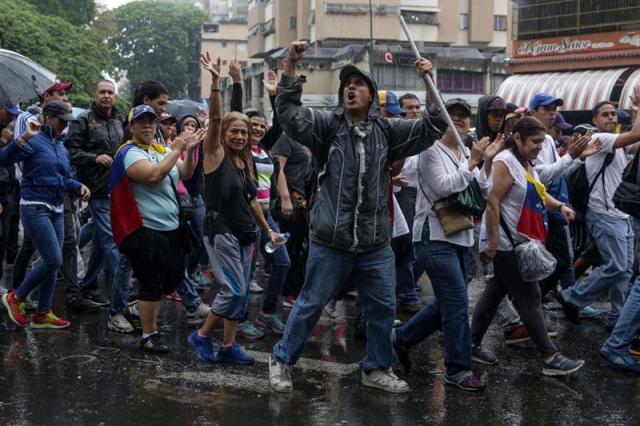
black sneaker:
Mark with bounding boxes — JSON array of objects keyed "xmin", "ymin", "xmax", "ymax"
[
  {"xmin": 83, "ymin": 292, "xmax": 110, "ymax": 307},
  {"xmin": 555, "ymin": 292, "xmax": 581, "ymax": 325},
  {"xmin": 66, "ymin": 296, "xmax": 100, "ymax": 312},
  {"xmin": 444, "ymin": 374, "xmax": 486, "ymax": 392},
  {"xmin": 542, "ymin": 353, "xmax": 584, "ymax": 376},
  {"xmin": 140, "ymin": 333, "xmax": 170, "ymax": 353},
  {"xmin": 472, "ymin": 344, "xmax": 497, "ymax": 365}
]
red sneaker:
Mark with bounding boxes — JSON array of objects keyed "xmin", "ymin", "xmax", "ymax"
[
  {"xmin": 30, "ymin": 310, "xmax": 70, "ymax": 329},
  {"xmin": 504, "ymin": 325, "xmax": 531, "ymax": 345},
  {"xmin": 2, "ymin": 292, "xmax": 28, "ymax": 326}
]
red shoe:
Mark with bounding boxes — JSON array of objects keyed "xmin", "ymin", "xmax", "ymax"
[
  {"xmin": 2, "ymin": 292, "xmax": 28, "ymax": 326},
  {"xmin": 30, "ymin": 310, "xmax": 70, "ymax": 329},
  {"xmin": 282, "ymin": 296, "xmax": 296, "ymax": 309},
  {"xmin": 504, "ymin": 325, "xmax": 531, "ymax": 345}
]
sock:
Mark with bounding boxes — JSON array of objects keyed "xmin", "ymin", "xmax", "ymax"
[
  {"xmin": 197, "ymin": 330, "xmax": 208, "ymax": 339},
  {"xmin": 261, "ymin": 312, "xmax": 272, "ymax": 318},
  {"xmin": 544, "ymin": 353, "xmax": 557, "ymax": 363},
  {"xmin": 223, "ymin": 343, "xmax": 234, "ymax": 349},
  {"xmin": 142, "ymin": 331, "xmax": 158, "ymax": 339},
  {"xmin": 131, "ymin": 305, "xmax": 140, "ymax": 316}
]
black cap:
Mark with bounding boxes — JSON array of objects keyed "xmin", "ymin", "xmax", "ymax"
[
  {"xmin": 42, "ymin": 100, "xmax": 75, "ymax": 122},
  {"xmin": 487, "ymin": 97, "xmax": 506, "ymax": 112},
  {"xmin": 445, "ymin": 98, "xmax": 472, "ymax": 117}
]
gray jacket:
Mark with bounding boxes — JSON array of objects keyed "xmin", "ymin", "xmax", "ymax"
[{"xmin": 276, "ymin": 72, "xmax": 445, "ymax": 253}]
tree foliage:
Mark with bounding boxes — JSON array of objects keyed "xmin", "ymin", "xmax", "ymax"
[
  {"xmin": 25, "ymin": 0, "xmax": 96, "ymax": 27},
  {"xmin": 110, "ymin": 0, "xmax": 208, "ymax": 99},
  {"xmin": 0, "ymin": 0, "xmax": 113, "ymax": 108}
]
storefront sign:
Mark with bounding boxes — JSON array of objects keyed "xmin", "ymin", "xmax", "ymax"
[{"xmin": 514, "ymin": 31, "xmax": 640, "ymax": 58}]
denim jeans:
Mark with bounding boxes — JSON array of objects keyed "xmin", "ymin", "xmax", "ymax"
[
  {"xmin": 177, "ymin": 272, "xmax": 202, "ymax": 312},
  {"xmin": 395, "ymin": 225, "xmax": 472, "ymax": 379},
  {"xmin": 273, "ymin": 241, "xmax": 396, "ymax": 372},
  {"xmin": 80, "ymin": 198, "xmax": 121, "ymax": 295},
  {"xmin": 187, "ymin": 194, "xmax": 208, "ymax": 274},
  {"xmin": 391, "ymin": 233, "xmax": 420, "ymax": 305},
  {"xmin": 110, "ymin": 252, "xmax": 132, "ymax": 316},
  {"xmin": 562, "ymin": 209, "xmax": 634, "ymax": 327},
  {"xmin": 604, "ymin": 276, "xmax": 640, "ymax": 353},
  {"xmin": 257, "ymin": 209, "xmax": 291, "ymax": 314},
  {"xmin": 15, "ymin": 204, "xmax": 64, "ymax": 313}
]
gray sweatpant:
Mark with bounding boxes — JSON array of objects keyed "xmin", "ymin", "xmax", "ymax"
[{"xmin": 204, "ymin": 233, "xmax": 253, "ymax": 320}]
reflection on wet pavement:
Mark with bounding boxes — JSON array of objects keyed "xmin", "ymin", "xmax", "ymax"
[{"xmin": 0, "ymin": 269, "xmax": 639, "ymax": 425}]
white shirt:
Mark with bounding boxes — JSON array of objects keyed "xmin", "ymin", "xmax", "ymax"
[
  {"xmin": 392, "ymin": 195, "xmax": 409, "ymax": 237},
  {"xmin": 585, "ymin": 132, "xmax": 629, "ymax": 218},
  {"xmin": 413, "ymin": 141, "xmax": 488, "ymax": 247},
  {"xmin": 393, "ymin": 155, "xmax": 418, "ymax": 193},
  {"xmin": 533, "ymin": 134, "xmax": 583, "ymax": 186}
]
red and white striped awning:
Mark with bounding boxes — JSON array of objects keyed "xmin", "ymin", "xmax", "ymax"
[
  {"xmin": 619, "ymin": 68, "xmax": 640, "ymax": 110},
  {"xmin": 497, "ymin": 68, "xmax": 628, "ymax": 111}
]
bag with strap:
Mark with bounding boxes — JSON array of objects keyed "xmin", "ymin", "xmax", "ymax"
[
  {"xmin": 417, "ymin": 151, "xmax": 474, "ymax": 237},
  {"xmin": 168, "ymin": 176, "xmax": 199, "ymax": 253},
  {"xmin": 499, "ymin": 215, "xmax": 557, "ymax": 282},
  {"xmin": 567, "ymin": 152, "xmax": 615, "ymax": 222},
  {"xmin": 436, "ymin": 145, "xmax": 486, "ymax": 217},
  {"xmin": 612, "ymin": 151, "xmax": 640, "ymax": 218}
]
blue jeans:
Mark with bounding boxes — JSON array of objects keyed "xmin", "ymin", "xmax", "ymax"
[
  {"xmin": 80, "ymin": 198, "xmax": 121, "ymax": 294},
  {"xmin": 257, "ymin": 209, "xmax": 291, "ymax": 314},
  {"xmin": 110, "ymin": 252, "xmax": 132, "ymax": 316},
  {"xmin": 604, "ymin": 276, "xmax": 640, "ymax": 353},
  {"xmin": 395, "ymin": 228, "xmax": 472, "ymax": 379},
  {"xmin": 178, "ymin": 272, "xmax": 202, "ymax": 312},
  {"xmin": 562, "ymin": 209, "xmax": 634, "ymax": 326},
  {"xmin": 16, "ymin": 205, "xmax": 64, "ymax": 313},
  {"xmin": 187, "ymin": 194, "xmax": 208, "ymax": 274},
  {"xmin": 392, "ymin": 233, "xmax": 420, "ymax": 305},
  {"xmin": 273, "ymin": 241, "xmax": 396, "ymax": 372}
]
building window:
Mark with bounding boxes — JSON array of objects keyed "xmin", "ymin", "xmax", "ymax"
[
  {"xmin": 222, "ymin": 41, "xmax": 227, "ymax": 47},
  {"xmin": 290, "ymin": 16, "xmax": 297, "ymax": 29},
  {"xmin": 401, "ymin": 10, "xmax": 438, "ymax": 25},
  {"xmin": 494, "ymin": 15, "xmax": 507, "ymax": 31},
  {"xmin": 458, "ymin": 13, "xmax": 468, "ymax": 30},
  {"xmin": 203, "ymin": 23, "xmax": 220, "ymax": 33},
  {"xmin": 437, "ymin": 70, "xmax": 484, "ymax": 94}
]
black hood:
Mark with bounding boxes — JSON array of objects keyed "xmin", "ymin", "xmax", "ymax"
[
  {"xmin": 475, "ymin": 95, "xmax": 502, "ymax": 140},
  {"xmin": 337, "ymin": 65, "xmax": 380, "ymax": 119},
  {"xmin": 176, "ymin": 114, "xmax": 200, "ymax": 134}
]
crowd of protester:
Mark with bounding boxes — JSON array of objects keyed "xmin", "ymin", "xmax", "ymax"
[{"xmin": 1, "ymin": 39, "xmax": 640, "ymax": 395}]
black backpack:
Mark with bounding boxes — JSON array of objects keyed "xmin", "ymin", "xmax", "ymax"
[
  {"xmin": 567, "ymin": 152, "xmax": 615, "ymax": 222},
  {"xmin": 613, "ymin": 151, "xmax": 640, "ymax": 218}
]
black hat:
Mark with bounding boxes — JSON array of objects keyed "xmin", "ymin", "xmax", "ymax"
[
  {"xmin": 445, "ymin": 98, "xmax": 472, "ymax": 117},
  {"xmin": 43, "ymin": 100, "xmax": 75, "ymax": 122},
  {"xmin": 487, "ymin": 97, "xmax": 507, "ymax": 112}
]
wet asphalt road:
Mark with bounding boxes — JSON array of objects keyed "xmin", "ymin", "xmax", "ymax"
[{"xmin": 0, "ymin": 267, "xmax": 638, "ymax": 426}]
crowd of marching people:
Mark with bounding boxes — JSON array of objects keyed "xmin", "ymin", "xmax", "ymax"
[{"xmin": 1, "ymin": 39, "xmax": 640, "ymax": 395}]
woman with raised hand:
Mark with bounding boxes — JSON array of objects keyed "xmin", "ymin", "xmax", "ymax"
[
  {"xmin": 109, "ymin": 105, "xmax": 202, "ymax": 352},
  {"xmin": 187, "ymin": 53, "xmax": 276, "ymax": 365}
]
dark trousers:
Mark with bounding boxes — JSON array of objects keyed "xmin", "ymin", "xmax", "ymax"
[
  {"xmin": 5, "ymin": 185, "xmax": 20, "ymax": 264},
  {"xmin": 471, "ymin": 250, "xmax": 556, "ymax": 356},
  {"xmin": 279, "ymin": 208, "xmax": 308, "ymax": 297},
  {"xmin": 0, "ymin": 194, "xmax": 14, "ymax": 282}
]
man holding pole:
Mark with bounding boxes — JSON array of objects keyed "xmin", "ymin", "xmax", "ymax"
[{"xmin": 269, "ymin": 40, "xmax": 446, "ymax": 394}]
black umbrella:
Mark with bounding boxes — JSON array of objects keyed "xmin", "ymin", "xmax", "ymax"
[
  {"xmin": 0, "ymin": 49, "xmax": 57, "ymax": 106},
  {"xmin": 165, "ymin": 99, "xmax": 208, "ymax": 119}
]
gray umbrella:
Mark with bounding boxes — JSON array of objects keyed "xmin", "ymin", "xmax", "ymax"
[
  {"xmin": 0, "ymin": 49, "xmax": 57, "ymax": 106},
  {"xmin": 165, "ymin": 99, "xmax": 208, "ymax": 119}
]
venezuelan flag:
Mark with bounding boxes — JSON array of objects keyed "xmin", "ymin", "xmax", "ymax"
[
  {"xmin": 516, "ymin": 171, "xmax": 548, "ymax": 242},
  {"xmin": 109, "ymin": 144, "xmax": 143, "ymax": 247}
]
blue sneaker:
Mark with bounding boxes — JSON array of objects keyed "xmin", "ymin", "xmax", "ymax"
[
  {"xmin": 188, "ymin": 330, "xmax": 216, "ymax": 363},
  {"xmin": 600, "ymin": 346, "xmax": 640, "ymax": 373},
  {"xmin": 217, "ymin": 342, "xmax": 254, "ymax": 365},
  {"xmin": 579, "ymin": 305, "xmax": 602, "ymax": 318}
]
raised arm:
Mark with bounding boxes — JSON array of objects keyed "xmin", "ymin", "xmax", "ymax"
[
  {"xmin": 176, "ymin": 129, "xmax": 205, "ymax": 180},
  {"xmin": 276, "ymin": 41, "xmax": 334, "ymax": 152},
  {"xmin": 229, "ymin": 58, "xmax": 243, "ymax": 113},
  {"xmin": 261, "ymin": 70, "xmax": 283, "ymax": 151},
  {"xmin": 614, "ymin": 84, "xmax": 640, "ymax": 149},
  {"xmin": 201, "ymin": 52, "xmax": 225, "ymax": 174}
]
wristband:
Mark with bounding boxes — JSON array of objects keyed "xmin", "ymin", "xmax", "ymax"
[
  {"xmin": 17, "ymin": 136, "xmax": 27, "ymax": 146},
  {"xmin": 558, "ymin": 203, "xmax": 567, "ymax": 212}
]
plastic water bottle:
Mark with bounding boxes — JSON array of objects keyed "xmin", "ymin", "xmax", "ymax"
[{"xmin": 265, "ymin": 232, "xmax": 290, "ymax": 254}]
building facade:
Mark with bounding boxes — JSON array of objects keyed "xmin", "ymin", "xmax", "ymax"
[
  {"xmin": 498, "ymin": 0, "xmax": 640, "ymax": 113},
  {"xmin": 236, "ymin": 0, "xmax": 513, "ymax": 112}
]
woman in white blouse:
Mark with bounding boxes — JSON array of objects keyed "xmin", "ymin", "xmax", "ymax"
[{"xmin": 392, "ymin": 98, "xmax": 502, "ymax": 392}]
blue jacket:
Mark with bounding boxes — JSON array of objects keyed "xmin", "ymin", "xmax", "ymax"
[{"xmin": 0, "ymin": 125, "xmax": 82, "ymax": 207}]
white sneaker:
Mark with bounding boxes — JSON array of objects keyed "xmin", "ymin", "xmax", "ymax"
[
  {"xmin": 269, "ymin": 355, "xmax": 293, "ymax": 393},
  {"xmin": 107, "ymin": 313, "xmax": 134, "ymax": 333},
  {"xmin": 186, "ymin": 302, "xmax": 210, "ymax": 325},
  {"xmin": 249, "ymin": 280, "xmax": 263, "ymax": 293},
  {"xmin": 361, "ymin": 368, "xmax": 410, "ymax": 393}
]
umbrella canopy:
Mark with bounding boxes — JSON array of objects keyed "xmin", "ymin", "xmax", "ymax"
[
  {"xmin": 0, "ymin": 49, "xmax": 57, "ymax": 107},
  {"xmin": 165, "ymin": 99, "xmax": 208, "ymax": 119}
]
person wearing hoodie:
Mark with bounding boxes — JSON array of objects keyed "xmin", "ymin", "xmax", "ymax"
[{"xmin": 268, "ymin": 41, "xmax": 445, "ymax": 394}]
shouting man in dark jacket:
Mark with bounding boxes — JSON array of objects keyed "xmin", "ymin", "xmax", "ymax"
[
  {"xmin": 66, "ymin": 80, "xmax": 125, "ymax": 316},
  {"xmin": 269, "ymin": 41, "xmax": 444, "ymax": 394}
]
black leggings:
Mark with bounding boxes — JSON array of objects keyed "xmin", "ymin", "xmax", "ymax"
[{"xmin": 119, "ymin": 227, "xmax": 185, "ymax": 301}]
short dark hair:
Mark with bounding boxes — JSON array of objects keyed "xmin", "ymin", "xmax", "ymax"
[
  {"xmin": 132, "ymin": 80, "xmax": 168, "ymax": 107},
  {"xmin": 95, "ymin": 79, "xmax": 115, "ymax": 90},
  {"xmin": 591, "ymin": 101, "xmax": 615, "ymax": 118},
  {"xmin": 399, "ymin": 93, "xmax": 419, "ymax": 108}
]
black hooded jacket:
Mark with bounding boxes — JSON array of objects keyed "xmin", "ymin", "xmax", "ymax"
[
  {"xmin": 474, "ymin": 95, "xmax": 502, "ymax": 141},
  {"xmin": 276, "ymin": 69, "xmax": 445, "ymax": 252}
]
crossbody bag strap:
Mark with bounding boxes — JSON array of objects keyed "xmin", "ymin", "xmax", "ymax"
[
  {"xmin": 499, "ymin": 213, "xmax": 517, "ymax": 249},
  {"xmin": 167, "ymin": 174, "xmax": 184, "ymax": 218}
]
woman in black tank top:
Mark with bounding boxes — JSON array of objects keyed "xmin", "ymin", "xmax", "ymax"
[{"xmin": 187, "ymin": 52, "xmax": 276, "ymax": 365}]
